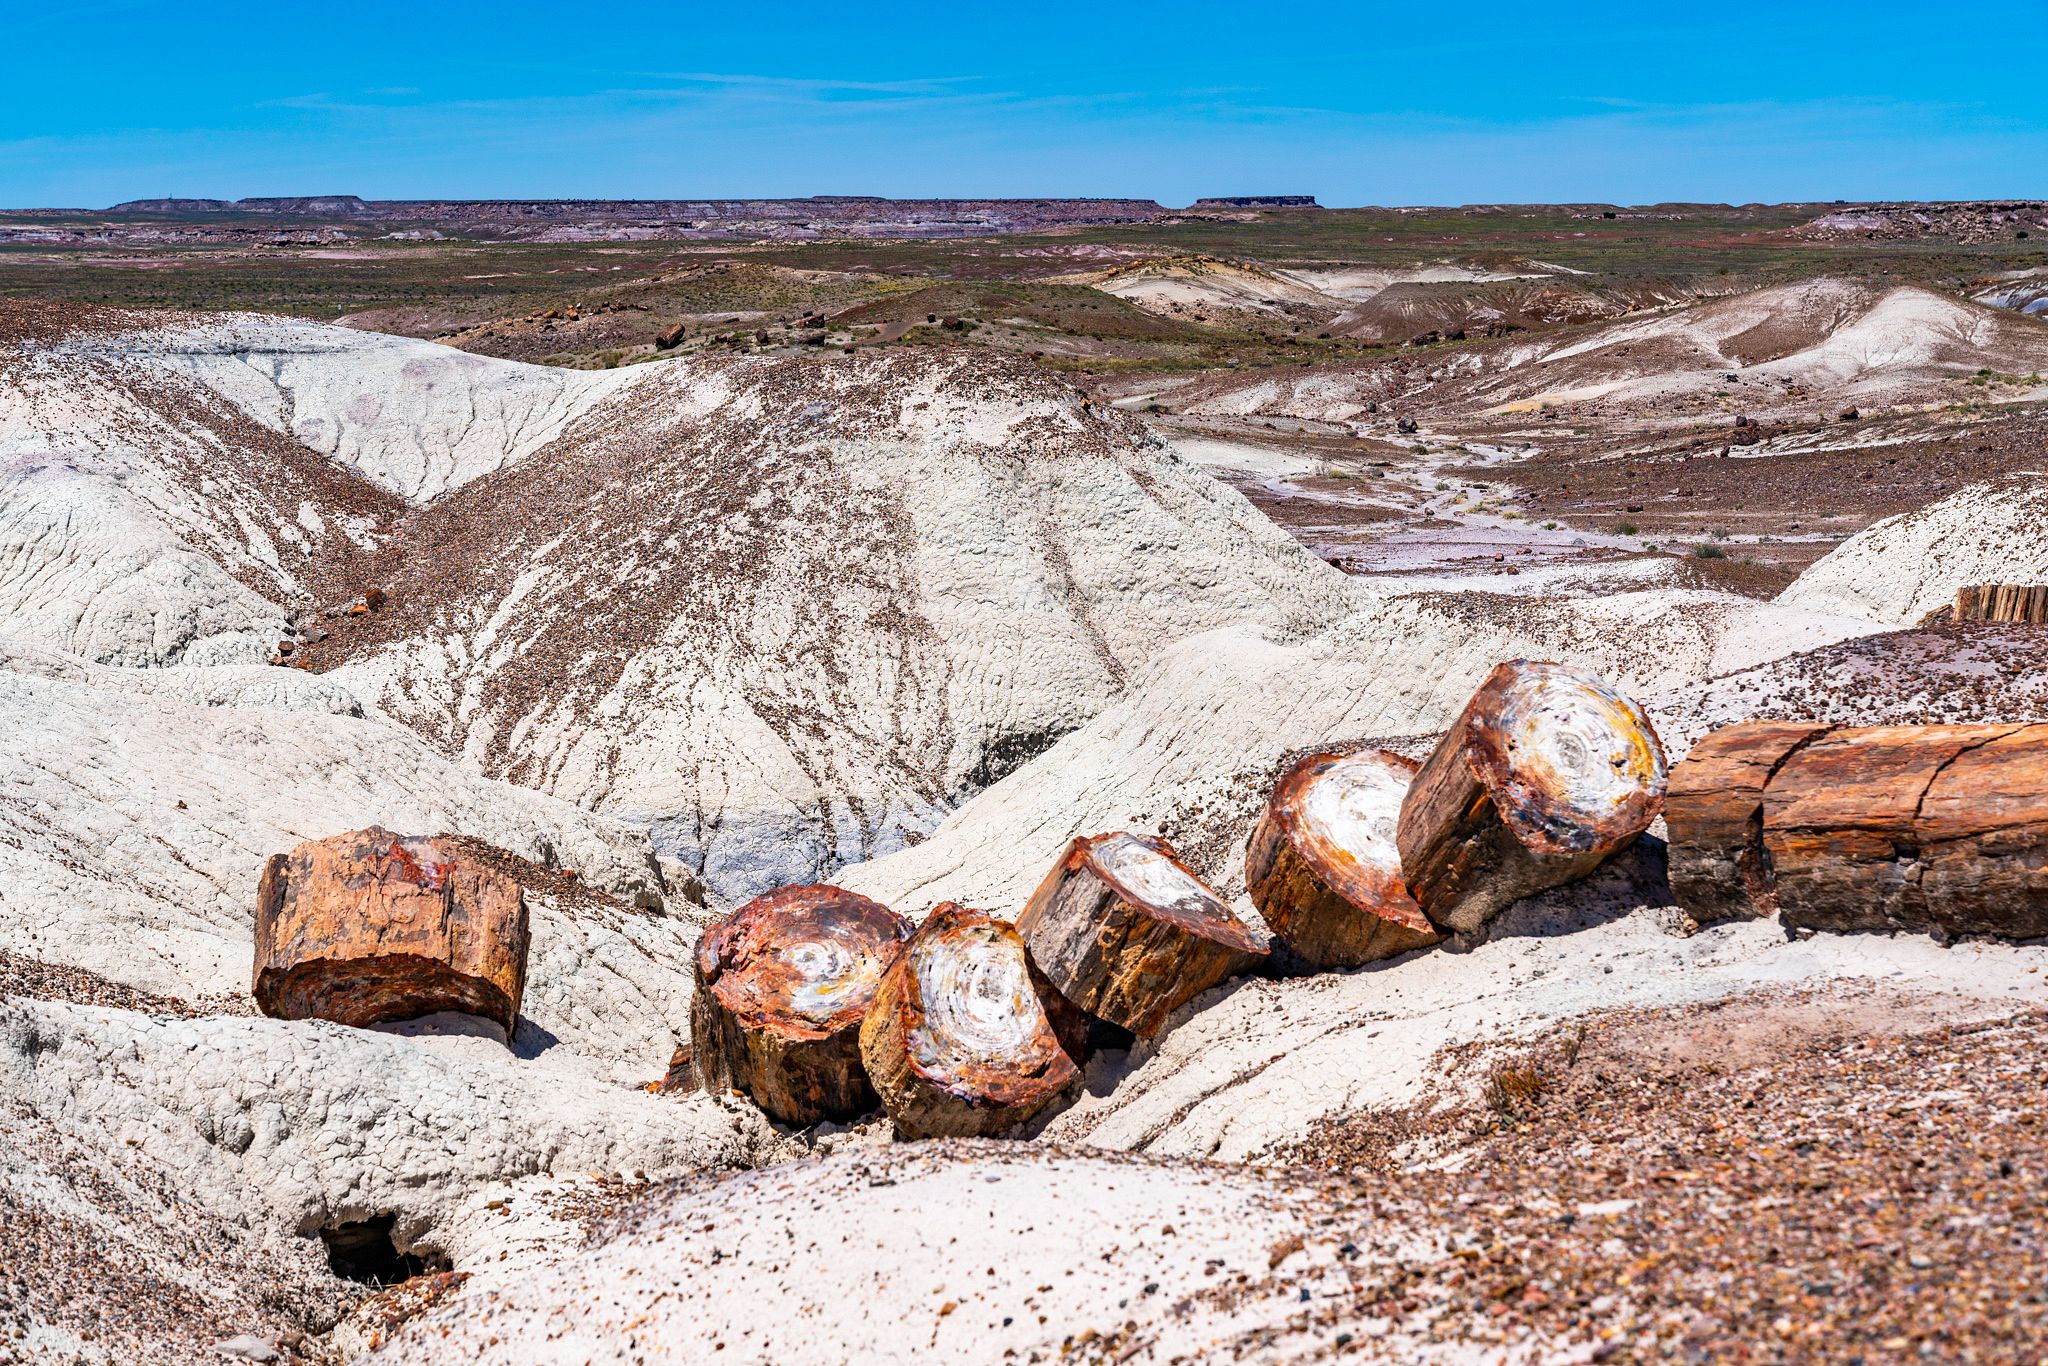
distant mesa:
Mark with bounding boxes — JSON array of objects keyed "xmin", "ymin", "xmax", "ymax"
[{"xmin": 1190, "ymin": 195, "xmax": 1320, "ymax": 208}]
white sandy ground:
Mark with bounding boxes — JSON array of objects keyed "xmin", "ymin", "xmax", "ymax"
[
  {"xmin": 4, "ymin": 298, "xmax": 2048, "ymax": 1363},
  {"xmin": 0, "ymin": 641, "xmax": 720, "ymax": 1081},
  {"xmin": 1778, "ymin": 472, "xmax": 2048, "ymax": 624},
  {"xmin": 359, "ymin": 897, "xmax": 2048, "ymax": 1363}
]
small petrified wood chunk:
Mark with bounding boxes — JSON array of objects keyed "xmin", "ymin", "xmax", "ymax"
[
  {"xmin": 859, "ymin": 903, "xmax": 1078, "ymax": 1139},
  {"xmin": 691, "ymin": 884, "xmax": 911, "ymax": 1127},
  {"xmin": 1246, "ymin": 749, "xmax": 1439, "ymax": 968},
  {"xmin": 253, "ymin": 826, "xmax": 529, "ymax": 1038},
  {"xmin": 1018, "ymin": 832, "xmax": 1266, "ymax": 1037},
  {"xmin": 1765, "ymin": 723, "xmax": 2027, "ymax": 934},
  {"xmin": 1663, "ymin": 722, "xmax": 1835, "ymax": 924},
  {"xmin": 1397, "ymin": 661, "xmax": 1668, "ymax": 934}
]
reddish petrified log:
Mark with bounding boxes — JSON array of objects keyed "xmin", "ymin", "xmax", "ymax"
[
  {"xmin": 253, "ymin": 826, "xmax": 529, "ymax": 1037},
  {"xmin": 1762, "ymin": 723, "xmax": 2032, "ymax": 934},
  {"xmin": 1917, "ymin": 722, "xmax": 2048, "ymax": 937},
  {"xmin": 1663, "ymin": 722, "xmax": 1834, "ymax": 923},
  {"xmin": 1952, "ymin": 583, "xmax": 2048, "ymax": 624},
  {"xmin": 1245, "ymin": 749, "xmax": 1440, "ymax": 968},
  {"xmin": 1397, "ymin": 661, "xmax": 1668, "ymax": 934},
  {"xmin": 691, "ymin": 884, "xmax": 911, "ymax": 1127},
  {"xmin": 859, "ymin": 904, "xmax": 1079, "ymax": 1139},
  {"xmin": 1018, "ymin": 832, "xmax": 1266, "ymax": 1036}
]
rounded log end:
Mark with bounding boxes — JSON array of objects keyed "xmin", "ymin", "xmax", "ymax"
[
  {"xmin": 697, "ymin": 884, "xmax": 911, "ymax": 1041},
  {"xmin": 1262, "ymin": 749, "xmax": 1431, "ymax": 927},
  {"xmin": 1463, "ymin": 660, "xmax": 1668, "ymax": 855},
  {"xmin": 868, "ymin": 903, "xmax": 1077, "ymax": 1125}
]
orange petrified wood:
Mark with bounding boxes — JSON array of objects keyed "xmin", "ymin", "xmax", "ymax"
[
  {"xmin": 1397, "ymin": 661, "xmax": 1668, "ymax": 935},
  {"xmin": 691, "ymin": 883, "xmax": 912, "ymax": 1127},
  {"xmin": 1762, "ymin": 723, "xmax": 2030, "ymax": 935},
  {"xmin": 1663, "ymin": 721, "xmax": 1834, "ymax": 924},
  {"xmin": 859, "ymin": 903, "xmax": 1079, "ymax": 1139},
  {"xmin": 1245, "ymin": 749, "xmax": 1440, "ymax": 968},
  {"xmin": 1017, "ymin": 831, "xmax": 1266, "ymax": 1037},
  {"xmin": 253, "ymin": 826, "xmax": 530, "ymax": 1038}
]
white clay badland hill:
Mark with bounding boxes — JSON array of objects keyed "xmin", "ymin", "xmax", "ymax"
[{"xmin": 1, "ymin": 295, "xmax": 2045, "ymax": 1363}]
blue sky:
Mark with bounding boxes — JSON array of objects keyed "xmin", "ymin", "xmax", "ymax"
[{"xmin": 5, "ymin": 1, "xmax": 2044, "ymax": 207}]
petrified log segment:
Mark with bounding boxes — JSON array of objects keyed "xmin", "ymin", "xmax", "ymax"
[
  {"xmin": 253, "ymin": 826, "xmax": 529, "ymax": 1037},
  {"xmin": 1245, "ymin": 750, "xmax": 1440, "ymax": 968},
  {"xmin": 859, "ymin": 903, "xmax": 1078, "ymax": 1139},
  {"xmin": 691, "ymin": 884, "xmax": 911, "ymax": 1127},
  {"xmin": 1664, "ymin": 722, "xmax": 1834, "ymax": 923},
  {"xmin": 1918, "ymin": 723, "xmax": 2048, "ymax": 937},
  {"xmin": 1397, "ymin": 661, "xmax": 1668, "ymax": 934},
  {"xmin": 1764, "ymin": 724, "xmax": 2028, "ymax": 934},
  {"xmin": 1954, "ymin": 583, "xmax": 2048, "ymax": 624},
  {"xmin": 1018, "ymin": 832, "xmax": 1266, "ymax": 1036}
]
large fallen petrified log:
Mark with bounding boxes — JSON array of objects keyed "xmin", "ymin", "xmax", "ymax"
[
  {"xmin": 1397, "ymin": 661, "xmax": 1668, "ymax": 934},
  {"xmin": 1663, "ymin": 722, "xmax": 1834, "ymax": 923},
  {"xmin": 254, "ymin": 826, "xmax": 529, "ymax": 1037},
  {"xmin": 1245, "ymin": 749, "xmax": 1441, "ymax": 968},
  {"xmin": 1018, "ymin": 831, "xmax": 1266, "ymax": 1036},
  {"xmin": 691, "ymin": 884, "xmax": 912, "ymax": 1127},
  {"xmin": 859, "ymin": 903, "xmax": 1079, "ymax": 1139},
  {"xmin": 1761, "ymin": 723, "xmax": 2047, "ymax": 937}
]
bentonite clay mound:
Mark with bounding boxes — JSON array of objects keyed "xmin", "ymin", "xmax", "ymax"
[
  {"xmin": 1398, "ymin": 660, "xmax": 1668, "ymax": 935},
  {"xmin": 691, "ymin": 884, "xmax": 912, "ymax": 1126},
  {"xmin": 1019, "ymin": 831, "xmax": 1266, "ymax": 1036},
  {"xmin": 859, "ymin": 903, "xmax": 1078, "ymax": 1138},
  {"xmin": 253, "ymin": 826, "xmax": 530, "ymax": 1037},
  {"xmin": 1246, "ymin": 749, "xmax": 1440, "ymax": 968}
]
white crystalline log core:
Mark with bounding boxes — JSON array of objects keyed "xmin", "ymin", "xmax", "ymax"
[
  {"xmin": 782, "ymin": 932, "xmax": 890, "ymax": 1027},
  {"xmin": 1093, "ymin": 832, "xmax": 1221, "ymax": 916},
  {"xmin": 1495, "ymin": 667, "xmax": 1665, "ymax": 825},
  {"xmin": 907, "ymin": 926, "xmax": 1038, "ymax": 1070},
  {"xmin": 1299, "ymin": 754, "xmax": 1407, "ymax": 863}
]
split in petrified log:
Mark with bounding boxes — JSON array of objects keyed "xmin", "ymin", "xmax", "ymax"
[
  {"xmin": 1763, "ymin": 723, "xmax": 2031, "ymax": 935},
  {"xmin": 253, "ymin": 826, "xmax": 529, "ymax": 1038},
  {"xmin": 1396, "ymin": 661, "xmax": 1668, "ymax": 934},
  {"xmin": 691, "ymin": 884, "xmax": 911, "ymax": 1127},
  {"xmin": 1917, "ymin": 722, "xmax": 2048, "ymax": 938},
  {"xmin": 1018, "ymin": 831, "xmax": 1267, "ymax": 1036},
  {"xmin": 1953, "ymin": 583, "xmax": 2048, "ymax": 624},
  {"xmin": 859, "ymin": 903, "xmax": 1079, "ymax": 1139},
  {"xmin": 1245, "ymin": 749, "xmax": 1441, "ymax": 968},
  {"xmin": 1663, "ymin": 722, "xmax": 1835, "ymax": 924}
]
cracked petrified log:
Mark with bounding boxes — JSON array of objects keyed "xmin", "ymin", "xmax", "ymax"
[
  {"xmin": 253, "ymin": 826, "xmax": 529, "ymax": 1038},
  {"xmin": 1397, "ymin": 661, "xmax": 1668, "ymax": 934},
  {"xmin": 1761, "ymin": 723, "xmax": 2048, "ymax": 937},
  {"xmin": 691, "ymin": 884, "xmax": 911, "ymax": 1127},
  {"xmin": 1246, "ymin": 749, "xmax": 1440, "ymax": 968},
  {"xmin": 859, "ymin": 903, "xmax": 1079, "ymax": 1139},
  {"xmin": 1018, "ymin": 831, "xmax": 1266, "ymax": 1036},
  {"xmin": 1664, "ymin": 722, "xmax": 1834, "ymax": 923}
]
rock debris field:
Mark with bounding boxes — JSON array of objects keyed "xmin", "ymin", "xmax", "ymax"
[{"xmin": 1, "ymin": 293, "xmax": 2046, "ymax": 1365}]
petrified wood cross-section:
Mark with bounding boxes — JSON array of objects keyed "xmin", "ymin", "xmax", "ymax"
[
  {"xmin": 691, "ymin": 884, "xmax": 912, "ymax": 1127},
  {"xmin": 1246, "ymin": 749, "xmax": 1440, "ymax": 968},
  {"xmin": 253, "ymin": 826, "xmax": 530, "ymax": 1038},
  {"xmin": 1397, "ymin": 661, "xmax": 1668, "ymax": 934},
  {"xmin": 859, "ymin": 903, "xmax": 1078, "ymax": 1139},
  {"xmin": 1018, "ymin": 831, "xmax": 1266, "ymax": 1036}
]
